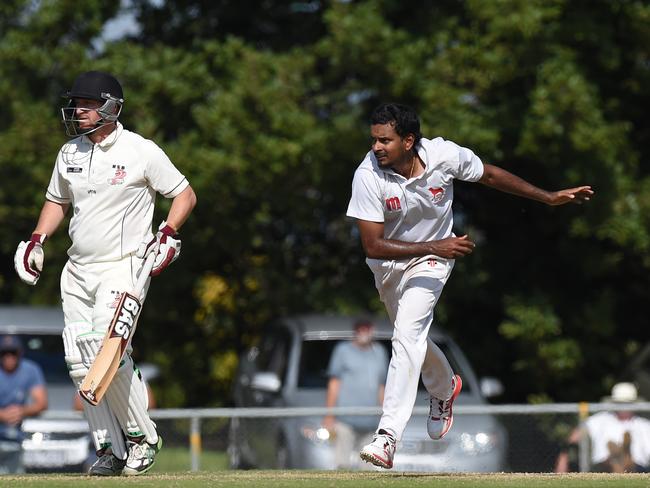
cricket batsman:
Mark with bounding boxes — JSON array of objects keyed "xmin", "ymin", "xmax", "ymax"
[
  {"xmin": 13, "ymin": 71, "xmax": 197, "ymax": 475},
  {"xmin": 348, "ymin": 103, "xmax": 593, "ymax": 469}
]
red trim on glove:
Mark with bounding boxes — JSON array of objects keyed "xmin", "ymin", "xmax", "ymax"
[
  {"xmin": 23, "ymin": 234, "xmax": 46, "ymax": 278},
  {"xmin": 151, "ymin": 248, "xmax": 176, "ymax": 277},
  {"xmin": 23, "ymin": 241, "xmax": 38, "ymax": 277},
  {"xmin": 159, "ymin": 225, "xmax": 178, "ymax": 237},
  {"xmin": 30, "ymin": 233, "xmax": 47, "ymax": 244}
]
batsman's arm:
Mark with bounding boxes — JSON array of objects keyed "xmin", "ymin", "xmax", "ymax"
[
  {"xmin": 164, "ymin": 185, "xmax": 197, "ymax": 232},
  {"xmin": 33, "ymin": 200, "xmax": 69, "ymax": 236},
  {"xmin": 478, "ymin": 164, "xmax": 594, "ymax": 206},
  {"xmin": 15, "ymin": 200, "xmax": 68, "ymax": 285},
  {"xmin": 356, "ymin": 219, "xmax": 475, "ymax": 260}
]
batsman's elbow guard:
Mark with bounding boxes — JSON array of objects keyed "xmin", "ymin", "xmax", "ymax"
[{"xmin": 14, "ymin": 233, "xmax": 47, "ymax": 286}]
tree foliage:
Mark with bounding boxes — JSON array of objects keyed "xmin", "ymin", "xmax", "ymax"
[{"xmin": 2, "ymin": 0, "xmax": 650, "ymax": 405}]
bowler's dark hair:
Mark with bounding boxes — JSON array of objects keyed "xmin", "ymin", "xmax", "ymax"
[{"xmin": 371, "ymin": 103, "xmax": 422, "ymax": 147}]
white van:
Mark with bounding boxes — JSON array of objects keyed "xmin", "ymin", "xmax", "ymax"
[
  {"xmin": 229, "ymin": 314, "xmax": 508, "ymax": 471},
  {"xmin": 0, "ymin": 305, "xmax": 91, "ymax": 472}
]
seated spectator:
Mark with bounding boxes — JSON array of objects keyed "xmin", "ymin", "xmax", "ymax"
[
  {"xmin": 555, "ymin": 382, "xmax": 650, "ymax": 473},
  {"xmin": 0, "ymin": 335, "xmax": 48, "ymax": 474}
]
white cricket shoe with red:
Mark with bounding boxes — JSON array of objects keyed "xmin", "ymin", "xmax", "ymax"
[
  {"xmin": 427, "ymin": 374, "xmax": 462, "ymax": 440},
  {"xmin": 359, "ymin": 429, "xmax": 396, "ymax": 469}
]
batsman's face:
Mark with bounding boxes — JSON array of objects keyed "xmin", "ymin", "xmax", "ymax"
[
  {"xmin": 371, "ymin": 123, "xmax": 412, "ymax": 168},
  {"xmin": 74, "ymin": 98, "xmax": 103, "ymax": 129}
]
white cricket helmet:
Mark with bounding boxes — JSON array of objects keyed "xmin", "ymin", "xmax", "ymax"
[{"xmin": 61, "ymin": 71, "xmax": 124, "ymax": 137}]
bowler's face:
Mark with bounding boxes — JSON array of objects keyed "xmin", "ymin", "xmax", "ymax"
[{"xmin": 370, "ymin": 123, "xmax": 408, "ymax": 168}]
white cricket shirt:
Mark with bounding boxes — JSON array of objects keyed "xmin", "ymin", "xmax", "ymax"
[
  {"xmin": 585, "ymin": 411, "xmax": 650, "ymax": 466},
  {"xmin": 46, "ymin": 123, "xmax": 189, "ymax": 264},
  {"xmin": 346, "ymin": 137, "xmax": 484, "ymax": 273}
]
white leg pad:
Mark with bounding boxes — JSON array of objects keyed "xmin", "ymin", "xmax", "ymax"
[
  {"xmin": 75, "ymin": 332, "xmax": 128, "ymax": 459},
  {"xmin": 62, "ymin": 321, "xmax": 92, "ymax": 359},
  {"xmin": 105, "ymin": 354, "xmax": 159, "ymax": 444},
  {"xmin": 76, "ymin": 331, "xmax": 106, "ymax": 369}
]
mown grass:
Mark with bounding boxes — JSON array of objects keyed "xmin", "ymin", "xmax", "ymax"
[
  {"xmin": 150, "ymin": 447, "xmax": 228, "ymax": 472},
  {"xmin": 2, "ymin": 472, "xmax": 650, "ymax": 488}
]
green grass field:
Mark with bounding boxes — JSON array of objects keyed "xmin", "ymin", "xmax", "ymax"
[
  {"xmin": 2, "ymin": 472, "xmax": 650, "ymax": 487},
  {"xmin": 6, "ymin": 448, "xmax": 650, "ymax": 487},
  {"xmin": 149, "ymin": 447, "xmax": 229, "ymax": 472}
]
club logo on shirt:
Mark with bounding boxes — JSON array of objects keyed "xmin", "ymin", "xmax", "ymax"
[
  {"xmin": 428, "ymin": 187, "xmax": 445, "ymax": 203},
  {"xmin": 385, "ymin": 196, "xmax": 402, "ymax": 212},
  {"xmin": 108, "ymin": 165, "xmax": 127, "ymax": 185}
]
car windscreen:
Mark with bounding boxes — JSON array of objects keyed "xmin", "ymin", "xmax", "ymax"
[
  {"xmin": 298, "ymin": 338, "xmax": 471, "ymax": 393},
  {"xmin": 19, "ymin": 334, "xmax": 69, "ymax": 384}
]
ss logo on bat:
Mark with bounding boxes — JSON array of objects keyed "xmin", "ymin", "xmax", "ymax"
[{"xmin": 112, "ymin": 294, "xmax": 141, "ymax": 340}]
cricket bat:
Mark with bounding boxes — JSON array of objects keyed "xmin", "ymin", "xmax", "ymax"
[{"xmin": 79, "ymin": 253, "xmax": 156, "ymax": 406}]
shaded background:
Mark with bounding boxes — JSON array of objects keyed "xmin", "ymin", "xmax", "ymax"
[{"xmin": 2, "ymin": 0, "xmax": 650, "ymax": 408}]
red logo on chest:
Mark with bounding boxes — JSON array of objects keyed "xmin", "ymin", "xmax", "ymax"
[
  {"xmin": 108, "ymin": 165, "xmax": 126, "ymax": 185},
  {"xmin": 385, "ymin": 197, "xmax": 401, "ymax": 211},
  {"xmin": 428, "ymin": 187, "xmax": 445, "ymax": 203}
]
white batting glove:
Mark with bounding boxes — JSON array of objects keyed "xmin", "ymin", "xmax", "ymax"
[
  {"xmin": 136, "ymin": 221, "xmax": 181, "ymax": 276},
  {"xmin": 14, "ymin": 233, "xmax": 47, "ymax": 286}
]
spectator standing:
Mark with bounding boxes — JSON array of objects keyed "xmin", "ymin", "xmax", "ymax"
[{"xmin": 323, "ymin": 319, "xmax": 388, "ymax": 468}]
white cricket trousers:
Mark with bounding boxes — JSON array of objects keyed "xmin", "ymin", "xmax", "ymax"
[
  {"xmin": 374, "ymin": 258, "xmax": 455, "ymax": 441},
  {"xmin": 60, "ymin": 255, "xmax": 156, "ymax": 454},
  {"xmin": 60, "ymin": 255, "xmax": 150, "ymax": 333}
]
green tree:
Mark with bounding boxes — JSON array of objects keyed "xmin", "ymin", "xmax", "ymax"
[
  {"xmin": 131, "ymin": 0, "xmax": 327, "ymax": 49},
  {"xmin": 3, "ymin": 0, "xmax": 650, "ymax": 405}
]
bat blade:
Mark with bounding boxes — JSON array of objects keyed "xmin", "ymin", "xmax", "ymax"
[{"xmin": 79, "ymin": 291, "xmax": 142, "ymax": 406}]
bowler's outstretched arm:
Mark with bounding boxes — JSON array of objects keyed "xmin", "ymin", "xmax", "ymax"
[{"xmin": 479, "ymin": 164, "xmax": 594, "ymax": 205}]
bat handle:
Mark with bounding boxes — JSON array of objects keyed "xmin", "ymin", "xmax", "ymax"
[{"xmin": 134, "ymin": 252, "xmax": 157, "ymax": 297}]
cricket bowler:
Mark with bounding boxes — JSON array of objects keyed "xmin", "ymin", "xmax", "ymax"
[
  {"xmin": 348, "ymin": 103, "xmax": 593, "ymax": 469},
  {"xmin": 13, "ymin": 71, "xmax": 197, "ymax": 475}
]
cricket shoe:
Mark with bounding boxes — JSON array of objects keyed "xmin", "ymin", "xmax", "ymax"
[
  {"xmin": 123, "ymin": 435, "xmax": 163, "ymax": 476},
  {"xmin": 359, "ymin": 429, "xmax": 396, "ymax": 469},
  {"xmin": 88, "ymin": 449, "xmax": 126, "ymax": 476},
  {"xmin": 428, "ymin": 374, "xmax": 462, "ymax": 440}
]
